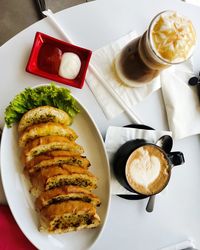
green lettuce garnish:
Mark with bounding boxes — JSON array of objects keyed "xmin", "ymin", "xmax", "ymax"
[{"xmin": 5, "ymin": 83, "xmax": 80, "ymax": 127}]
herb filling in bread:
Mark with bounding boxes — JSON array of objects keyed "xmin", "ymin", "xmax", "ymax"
[{"xmin": 16, "ymin": 104, "xmax": 101, "ymax": 234}]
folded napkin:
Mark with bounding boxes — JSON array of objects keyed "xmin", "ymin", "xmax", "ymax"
[
  {"xmin": 185, "ymin": 0, "xmax": 200, "ymax": 6},
  {"xmin": 105, "ymin": 126, "xmax": 172, "ymax": 195},
  {"xmin": 0, "ymin": 205, "xmax": 36, "ymax": 250},
  {"xmin": 159, "ymin": 239, "xmax": 196, "ymax": 250},
  {"xmin": 161, "ymin": 61, "xmax": 200, "ymax": 139},
  {"xmin": 87, "ymin": 31, "xmax": 199, "ymax": 139},
  {"xmin": 86, "ymin": 31, "xmax": 161, "ymax": 120}
]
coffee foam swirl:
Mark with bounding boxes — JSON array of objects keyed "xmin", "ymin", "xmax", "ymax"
[
  {"xmin": 150, "ymin": 11, "xmax": 196, "ymax": 63},
  {"xmin": 127, "ymin": 147, "xmax": 161, "ymax": 188},
  {"xmin": 126, "ymin": 145, "xmax": 170, "ymax": 195}
]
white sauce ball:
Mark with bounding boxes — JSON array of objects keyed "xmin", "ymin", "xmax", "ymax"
[{"xmin": 58, "ymin": 52, "xmax": 81, "ymax": 79}]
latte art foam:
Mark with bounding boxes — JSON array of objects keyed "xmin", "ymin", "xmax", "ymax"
[
  {"xmin": 128, "ymin": 148, "xmax": 161, "ymax": 188},
  {"xmin": 125, "ymin": 145, "xmax": 170, "ymax": 195}
]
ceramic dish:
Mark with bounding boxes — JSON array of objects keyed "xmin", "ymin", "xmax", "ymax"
[
  {"xmin": 1, "ymin": 90, "xmax": 110, "ymax": 250},
  {"xmin": 26, "ymin": 32, "xmax": 92, "ymax": 88}
]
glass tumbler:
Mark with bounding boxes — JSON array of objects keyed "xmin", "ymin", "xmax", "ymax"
[{"xmin": 114, "ymin": 10, "xmax": 196, "ymax": 87}]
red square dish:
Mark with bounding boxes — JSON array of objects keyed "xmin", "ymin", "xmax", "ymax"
[{"xmin": 26, "ymin": 32, "xmax": 92, "ymax": 89}]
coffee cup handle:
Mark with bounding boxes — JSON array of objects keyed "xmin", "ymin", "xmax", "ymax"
[
  {"xmin": 167, "ymin": 151, "xmax": 185, "ymax": 167},
  {"xmin": 156, "ymin": 135, "xmax": 173, "ymax": 153}
]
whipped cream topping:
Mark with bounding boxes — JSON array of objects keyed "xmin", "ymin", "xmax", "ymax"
[{"xmin": 150, "ymin": 11, "xmax": 196, "ymax": 63}]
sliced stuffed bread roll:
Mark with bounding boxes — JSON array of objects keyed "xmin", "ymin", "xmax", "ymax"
[
  {"xmin": 18, "ymin": 106, "xmax": 72, "ymax": 133},
  {"xmin": 30, "ymin": 165, "xmax": 97, "ymax": 196},
  {"xmin": 24, "ymin": 155, "xmax": 90, "ymax": 175},
  {"xmin": 19, "ymin": 122, "xmax": 78, "ymax": 147},
  {"xmin": 35, "ymin": 186, "xmax": 101, "ymax": 211},
  {"xmin": 39, "ymin": 200, "xmax": 100, "ymax": 233},
  {"xmin": 22, "ymin": 135, "xmax": 83, "ymax": 163},
  {"xmin": 17, "ymin": 104, "xmax": 101, "ymax": 234}
]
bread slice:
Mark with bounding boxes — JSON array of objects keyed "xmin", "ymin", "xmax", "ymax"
[
  {"xmin": 24, "ymin": 155, "xmax": 90, "ymax": 175},
  {"xmin": 35, "ymin": 186, "xmax": 101, "ymax": 211},
  {"xmin": 18, "ymin": 106, "xmax": 72, "ymax": 133},
  {"xmin": 23, "ymin": 149, "xmax": 84, "ymax": 166},
  {"xmin": 39, "ymin": 200, "xmax": 100, "ymax": 233},
  {"xmin": 30, "ymin": 165, "xmax": 97, "ymax": 196},
  {"xmin": 18, "ymin": 122, "xmax": 78, "ymax": 148},
  {"xmin": 22, "ymin": 136, "xmax": 83, "ymax": 162},
  {"xmin": 41, "ymin": 150, "xmax": 82, "ymax": 158}
]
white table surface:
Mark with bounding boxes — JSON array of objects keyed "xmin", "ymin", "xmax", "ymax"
[{"xmin": 0, "ymin": 0, "xmax": 200, "ymax": 249}]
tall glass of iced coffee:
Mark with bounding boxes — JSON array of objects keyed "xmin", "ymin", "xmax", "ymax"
[{"xmin": 115, "ymin": 10, "xmax": 196, "ymax": 87}]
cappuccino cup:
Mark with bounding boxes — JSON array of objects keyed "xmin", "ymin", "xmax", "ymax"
[{"xmin": 113, "ymin": 138, "xmax": 185, "ymax": 196}]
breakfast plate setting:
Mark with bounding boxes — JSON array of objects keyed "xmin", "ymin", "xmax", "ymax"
[
  {"xmin": 1, "ymin": 84, "xmax": 110, "ymax": 250},
  {"xmin": 1, "ymin": 0, "xmax": 200, "ymax": 249}
]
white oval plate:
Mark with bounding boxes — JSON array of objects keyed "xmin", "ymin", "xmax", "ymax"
[{"xmin": 1, "ymin": 95, "xmax": 111, "ymax": 250}]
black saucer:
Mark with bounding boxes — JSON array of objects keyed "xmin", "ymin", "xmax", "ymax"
[{"xmin": 116, "ymin": 123, "xmax": 154, "ymax": 200}]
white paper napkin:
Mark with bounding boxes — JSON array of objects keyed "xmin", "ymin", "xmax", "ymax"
[
  {"xmin": 86, "ymin": 31, "xmax": 161, "ymax": 120},
  {"xmin": 161, "ymin": 61, "xmax": 200, "ymax": 139},
  {"xmin": 185, "ymin": 0, "xmax": 200, "ymax": 6},
  {"xmin": 105, "ymin": 126, "xmax": 172, "ymax": 195},
  {"xmin": 159, "ymin": 239, "xmax": 196, "ymax": 250}
]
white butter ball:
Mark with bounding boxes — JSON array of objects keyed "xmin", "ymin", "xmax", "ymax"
[{"xmin": 59, "ymin": 52, "xmax": 81, "ymax": 79}]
